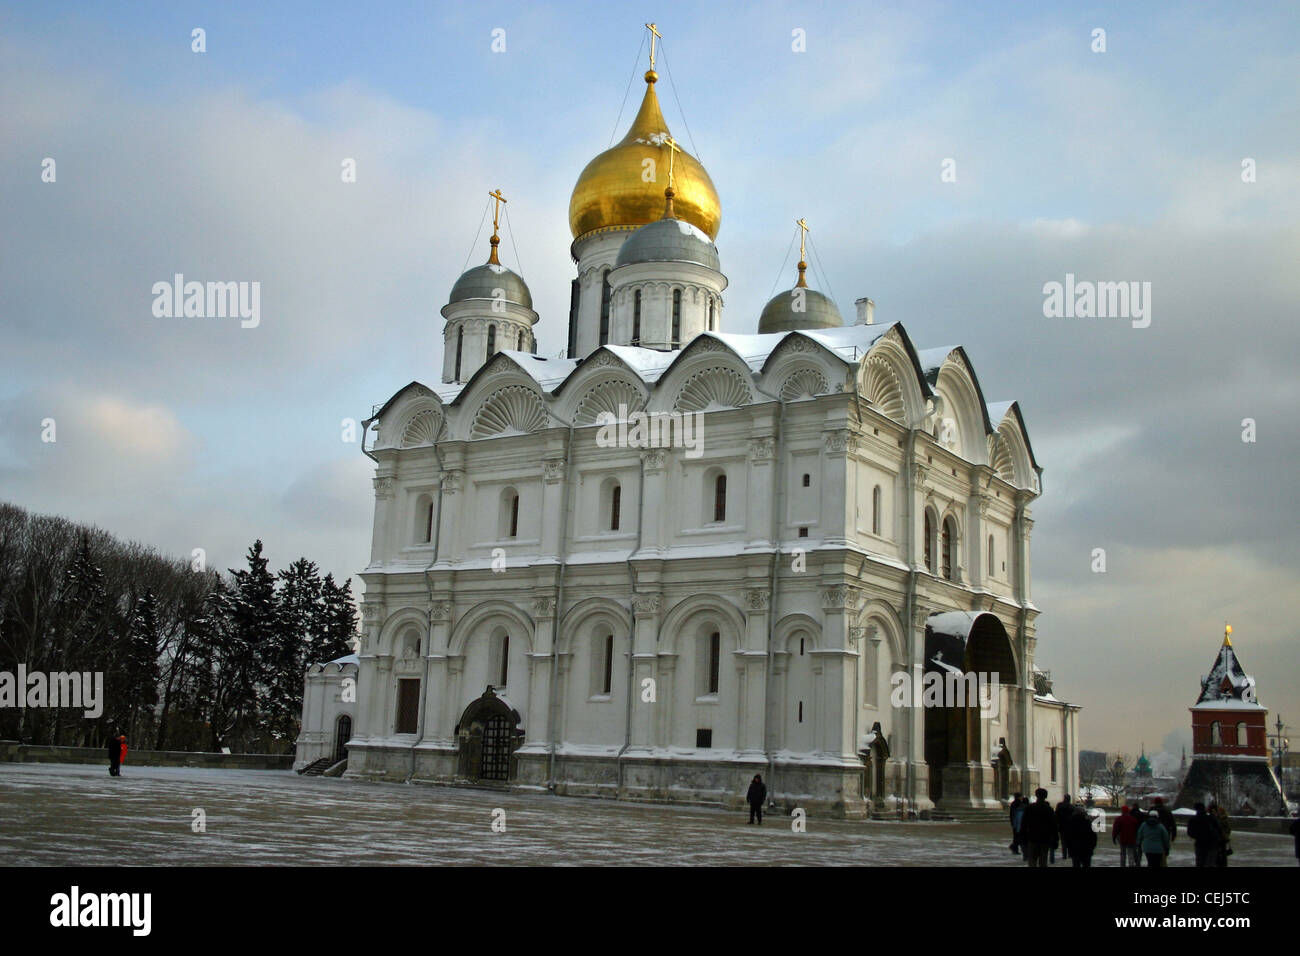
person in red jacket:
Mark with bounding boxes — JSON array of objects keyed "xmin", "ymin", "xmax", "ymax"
[
  {"xmin": 1112, "ymin": 805, "xmax": 1141, "ymax": 867},
  {"xmin": 117, "ymin": 735, "xmax": 128, "ymax": 775}
]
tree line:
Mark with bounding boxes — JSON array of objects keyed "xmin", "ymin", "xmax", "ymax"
[{"xmin": 0, "ymin": 501, "xmax": 356, "ymax": 753}]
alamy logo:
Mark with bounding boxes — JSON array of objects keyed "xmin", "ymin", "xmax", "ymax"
[
  {"xmin": 50, "ymin": 886, "xmax": 151, "ymax": 936},
  {"xmin": 151, "ymin": 274, "xmax": 261, "ymax": 328},
  {"xmin": 890, "ymin": 662, "xmax": 1000, "ymax": 718},
  {"xmin": 594, "ymin": 405, "xmax": 704, "ymax": 459},
  {"xmin": 0, "ymin": 665, "xmax": 103, "ymax": 718},
  {"xmin": 1042, "ymin": 273, "xmax": 1151, "ymax": 328}
]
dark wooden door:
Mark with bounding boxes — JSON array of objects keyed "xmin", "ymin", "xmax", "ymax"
[{"xmin": 480, "ymin": 715, "xmax": 512, "ymax": 781}]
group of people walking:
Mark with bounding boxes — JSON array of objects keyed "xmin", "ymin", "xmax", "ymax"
[{"xmin": 1009, "ymin": 790, "xmax": 1235, "ymax": 867}]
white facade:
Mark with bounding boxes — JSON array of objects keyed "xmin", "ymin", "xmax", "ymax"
[{"xmin": 293, "ymin": 654, "xmax": 358, "ymax": 771}]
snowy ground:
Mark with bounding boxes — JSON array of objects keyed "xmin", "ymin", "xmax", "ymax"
[{"xmin": 1, "ymin": 762, "xmax": 1294, "ymax": 866}]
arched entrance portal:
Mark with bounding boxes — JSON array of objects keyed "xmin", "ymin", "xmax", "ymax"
[
  {"xmin": 334, "ymin": 715, "xmax": 352, "ymax": 764},
  {"xmin": 922, "ymin": 612, "xmax": 1017, "ymax": 807},
  {"xmin": 455, "ymin": 686, "xmax": 523, "ymax": 783}
]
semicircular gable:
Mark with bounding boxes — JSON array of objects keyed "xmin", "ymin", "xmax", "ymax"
[
  {"xmin": 778, "ymin": 365, "xmax": 831, "ymax": 402},
  {"xmin": 992, "ymin": 415, "xmax": 1035, "ymax": 490},
  {"xmin": 932, "ymin": 353, "xmax": 990, "ymax": 464},
  {"xmin": 859, "ymin": 325, "xmax": 928, "ymax": 427},
  {"xmin": 470, "ymin": 384, "xmax": 549, "ymax": 439},
  {"xmin": 399, "ymin": 407, "xmax": 443, "ymax": 447},
  {"xmin": 573, "ymin": 376, "xmax": 648, "ymax": 426},
  {"xmin": 673, "ymin": 364, "xmax": 753, "ymax": 412}
]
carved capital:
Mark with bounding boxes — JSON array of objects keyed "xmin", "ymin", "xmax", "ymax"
[
  {"xmin": 978, "ymin": 494, "xmax": 992, "ymax": 518},
  {"xmin": 531, "ymin": 596, "xmax": 557, "ymax": 620},
  {"xmin": 743, "ymin": 588, "xmax": 771, "ymax": 612},
  {"xmin": 913, "ymin": 606, "xmax": 931, "ymax": 628},
  {"xmin": 642, "ymin": 448, "xmax": 668, "ymax": 472},
  {"xmin": 372, "ymin": 476, "xmax": 394, "ymax": 499},
  {"xmin": 1022, "ymin": 517, "xmax": 1034, "ymax": 539},
  {"xmin": 441, "ymin": 469, "xmax": 464, "ymax": 494},
  {"xmin": 543, "ymin": 458, "xmax": 567, "ymax": 483},
  {"xmin": 748, "ymin": 436, "xmax": 776, "ymax": 462},
  {"xmin": 912, "ymin": 461, "xmax": 929, "ymax": 486},
  {"xmin": 632, "ymin": 594, "xmax": 663, "ymax": 617},
  {"xmin": 360, "ymin": 601, "xmax": 384, "ymax": 626},
  {"xmin": 429, "ymin": 601, "xmax": 451, "ymax": 622},
  {"xmin": 821, "ymin": 586, "xmax": 863, "ymax": 612},
  {"xmin": 823, "ymin": 429, "xmax": 849, "ymax": 454}
]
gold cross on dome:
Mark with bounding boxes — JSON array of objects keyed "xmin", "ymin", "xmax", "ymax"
[
  {"xmin": 488, "ymin": 189, "xmax": 507, "ymax": 237},
  {"xmin": 796, "ymin": 217, "xmax": 809, "ymax": 261},
  {"xmin": 661, "ymin": 134, "xmax": 681, "ymax": 188},
  {"xmin": 646, "ymin": 23, "xmax": 662, "ymax": 69}
]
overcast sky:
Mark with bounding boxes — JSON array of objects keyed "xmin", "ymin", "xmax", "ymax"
[{"xmin": 2, "ymin": 1, "xmax": 1297, "ymax": 758}]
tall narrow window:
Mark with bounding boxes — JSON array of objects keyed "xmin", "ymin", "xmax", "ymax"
[
  {"xmin": 632, "ymin": 290, "xmax": 642, "ymax": 345},
  {"xmin": 871, "ymin": 485, "xmax": 882, "ymax": 535},
  {"xmin": 499, "ymin": 634, "xmax": 510, "ymax": 687},
  {"xmin": 454, "ymin": 327, "xmax": 464, "ymax": 381},
  {"xmin": 708, "ymin": 299, "xmax": 716, "ymax": 332},
  {"xmin": 1050, "ymin": 747, "xmax": 1058, "ymax": 782},
  {"xmin": 486, "ymin": 324, "xmax": 496, "ymax": 358},
  {"xmin": 671, "ymin": 289, "xmax": 682, "ymax": 346},
  {"xmin": 1236, "ymin": 722, "xmax": 1248, "ymax": 747},
  {"xmin": 1210, "ymin": 721, "xmax": 1222, "ymax": 747},
  {"xmin": 602, "ymin": 634, "xmax": 614, "ymax": 695},
  {"xmin": 517, "ymin": 330, "xmax": 525, "ymax": 350},
  {"xmin": 610, "ymin": 484, "xmax": 621, "ymax": 531},
  {"xmin": 599, "ymin": 272, "xmax": 611, "ymax": 345},
  {"xmin": 798, "ymin": 701, "xmax": 804, "ymax": 723},
  {"xmin": 424, "ymin": 499, "xmax": 434, "ymax": 543},
  {"xmin": 509, "ymin": 493, "xmax": 519, "ymax": 538},
  {"xmin": 988, "ymin": 535, "xmax": 995, "ymax": 577},
  {"xmin": 942, "ymin": 517, "xmax": 954, "ymax": 581},
  {"xmin": 713, "ymin": 473, "xmax": 727, "ymax": 523},
  {"xmin": 708, "ymin": 631, "xmax": 720, "ymax": 694},
  {"xmin": 924, "ymin": 511, "xmax": 934, "ymax": 572}
]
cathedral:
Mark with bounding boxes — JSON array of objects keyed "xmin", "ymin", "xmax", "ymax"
[{"xmin": 300, "ymin": 29, "xmax": 1081, "ymax": 817}]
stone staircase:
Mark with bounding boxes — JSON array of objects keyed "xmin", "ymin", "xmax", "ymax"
[
  {"xmin": 299, "ymin": 757, "xmax": 334, "ymax": 776},
  {"xmin": 938, "ymin": 806, "xmax": 1010, "ymax": 824}
]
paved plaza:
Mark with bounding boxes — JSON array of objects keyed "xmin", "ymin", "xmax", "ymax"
[{"xmin": 1, "ymin": 762, "xmax": 1293, "ymax": 866}]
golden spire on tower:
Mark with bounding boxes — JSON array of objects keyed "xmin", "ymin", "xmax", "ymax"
[
  {"xmin": 1224, "ymin": 622, "xmax": 1233, "ymax": 646},
  {"xmin": 487, "ymin": 188, "xmax": 507, "ymax": 265},
  {"xmin": 795, "ymin": 217, "xmax": 810, "ymax": 288}
]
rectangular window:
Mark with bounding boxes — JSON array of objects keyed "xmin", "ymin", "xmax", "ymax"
[
  {"xmin": 396, "ymin": 679, "xmax": 421, "ymax": 734},
  {"xmin": 798, "ymin": 701, "xmax": 803, "ymax": 723},
  {"xmin": 708, "ymin": 631, "xmax": 720, "ymax": 694},
  {"xmin": 1050, "ymin": 747, "xmax": 1058, "ymax": 782},
  {"xmin": 602, "ymin": 634, "xmax": 614, "ymax": 695},
  {"xmin": 632, "ymin": 291, "xmax": 641, "ymax": 346},
  {"xmin": 610, "ymin": 485, "xmax": 621, "ymax": 531},
  {"xmin": 509, "ymin": 494, "xmax": 519, "ymax": 538},
  {"xmin": 599, "ymin": 273, "xmax": 611, "ymax": 345},
  {"xmin": 671, "ymin": 289, "xmax": 682, "ymax": 347},
  {"xmin": 714, "ymin": 474, "xmax": 726, "ymax": 523},
  {"xmin": 696, "ymin": 728, "xmax": 712, "ymax": 748},
  {"xmin": 798, "ymin": 527, "xmax": 808, "ymax": 538}
]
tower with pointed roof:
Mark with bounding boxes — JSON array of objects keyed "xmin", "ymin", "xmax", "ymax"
[{"xmin": 1173, "ymin": 626, "xmax": 1285, "ymax": 813}]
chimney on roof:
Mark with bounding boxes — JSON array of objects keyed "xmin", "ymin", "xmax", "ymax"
[{"xmin": 855, "ymin": 297, "xmax": 875, "ymax": 325}]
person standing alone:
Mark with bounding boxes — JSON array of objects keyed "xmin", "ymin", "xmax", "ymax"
[
  {"xmin": 746, "ymin": 774, "xmax": 767, "ymax": 825},
  {"xmin": 106, "ymin": 728, "xmax": 121, "ymax": 777}
]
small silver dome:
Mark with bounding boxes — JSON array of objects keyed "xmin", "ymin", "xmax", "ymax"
[
  {"xmin": 449, "ymin": 262, "xmax": 532, "ymax": 309},
  {"xmin": 615, "ymin": 217, "xmax": 721, "ymax": 271},
  {"xmin": 758, "ymin": 286, "xmax": 842, "ymax": 334}
]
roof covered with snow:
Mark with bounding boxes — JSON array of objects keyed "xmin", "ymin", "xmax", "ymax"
[{"xmin": 1194, "ymin": 638, "xmax": 1265, "ymax": 710}]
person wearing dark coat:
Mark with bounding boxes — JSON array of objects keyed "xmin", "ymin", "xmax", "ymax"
[
  {"xmin": 1023, "ymin": 788, "xmax": 1058, "ymax": 867},
  {"xmin": 746, "ymin": 774, "xmax": 767, "ymax": 825},
  {"xmin": 1009, "ymin": 794, "xmax": 1025, "ymax": 854},
  {"xmin": 1289, "ymin": 815, "xmax": 1300, "ymax": 866},
  {"xmin": 1112, "ymin": 806, "xmax": 1140, "ymax": 867},
  {"xmin": 1066, "ymin": 806, "xmax": 1098, "ymax": 867},
  {"xmin": 1187, "ymin": 803, "xmax": 1223, "ymax": 868},
  {"xmin": 106, "ymin": 729, "xmax": 121, "ymax": 777},
  {"xmin": 1209, "ymin": 804, "xmax": 1232, "ymax": 866},
  {"xmin": 1152, "ymin": 798, "xmax": 1176, "ymax": 865},
  {"xmin": 1054, "ymin": 795, "xmax": 1073, "ymax": 860}
]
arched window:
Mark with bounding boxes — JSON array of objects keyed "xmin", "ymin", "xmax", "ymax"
[
  {"xmin": 517, "ymin": 329, "xmax": 525, "ymax": 350},
  {"xmin": 599, "ymin": 271, "xmax": 611, "ymax": 345},
  {"xmin": 923, "ymin": 510, "xmax": 935, "ymax": 572},
  {"xmin": 489, "ymin": 630, "xmax": 510, "ymax": 689},
  {"xmin": 802, "ymin": 473, "xmax": 810, "ymax": 488},
  {"xmin": 632, "ymin": 290, "xmax": 642, "ymax": 346},
  {"xmin": 872, "ymin": 485, "xmax": 882, "ymax": 535},
  {"xmin": 942, "ymin": 517, "xmax": 956, "ymax": 581},
  {"xmin": 1236, "ymin": 721, "xmax": 1248, "ymax": 747},
  {"xmin": 1210, "ymin": 721, "xmax": 1222, "ymax": 747},
  {"xmin": 987, "ymin": 535, "xmax": 995, "ymax": 577},
  {"xmin": 671, "ymin": 289, "xmax": 682, "ymax": 347},
  {"xmin": 610, "ymin": 483, "xmax": 621, "ymax": 531},
  {"xmin": 454, "ymin": 326, "xmax": 464, "ymax": 381},
  {"xmin": 708, "ymin": 299, "xmax": 716, "ymax": 332},
  {"xmin": 713, "ymin": 473, "xmax": 727, "ymax": 523},
  {"xmin": 500, "ymin": 487, "xmax": 520, "ymax": 539},
  {"xmin": 486, "ymin": 324, "xmax": 496, "ymax": 357}
]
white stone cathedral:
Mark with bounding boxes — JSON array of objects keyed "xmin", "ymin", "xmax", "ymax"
[{"xmin": 298, "ymin": 44, "xmax": 1081, "ymax": 817}]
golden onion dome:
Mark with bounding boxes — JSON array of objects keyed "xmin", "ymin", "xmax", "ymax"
[{"xmin": 569, "ymin": 71, "xmax": 720, "ymax": 241}]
